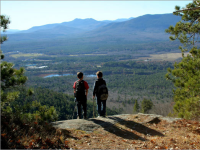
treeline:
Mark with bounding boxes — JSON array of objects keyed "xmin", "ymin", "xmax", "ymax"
[
  {"xmin": 11, "ymin": 87, "xmax": 120, "ymax": 120},
  {"xmin": 103, "ymin": 61, "xmax": 174, "ymax": 70},
  {"xmin": 2, "ymin": 36, "xmax": 181, "ymax": 55}
]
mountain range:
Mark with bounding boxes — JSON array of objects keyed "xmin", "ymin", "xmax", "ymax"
[
  {"xmin": 2, "ymin": 17, "xmax": 133, "ymax": 34},
  {"xmin": 1, "ymin": 14, "xmax": 182, "ymax": 55}
]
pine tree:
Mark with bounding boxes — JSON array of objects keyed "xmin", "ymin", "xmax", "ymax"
[
  {"xmin": 1, "ymin": 15, "xmax": 28, "ymax": 113},
  {"xmin": 1, "ymin": 15, "xmax": 58, "ymax": 122},
  {"xmin": 141, "ymin": 98, "xmax": 153, "ymax": 113},
  {"xmin": 133, "ymin": 99, "xmax": 140, "ymax": 113},
  {"xmin": 165, "ymin": 1, "xmax": 200, "ymax": 119},
  {"xmin": 1, "ymin": 15, "xmax": 10, "ymax": 44}
]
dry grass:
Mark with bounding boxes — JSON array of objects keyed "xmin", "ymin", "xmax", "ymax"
[
  {"xmin": 149, "ymin": 52, "xmax": 190, "ymax": 61},
  {"xmin": 2, "ymin": 114, "xmax": 200, "ymax": 149},
  {"xmin": 137, "ymin": 52, "xmax": 190, "ymax": 61}
]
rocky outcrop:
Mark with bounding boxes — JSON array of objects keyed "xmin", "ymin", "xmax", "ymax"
[{"xmin": 51, "ymin": 113, "xmax": 181, "ymax": 133}]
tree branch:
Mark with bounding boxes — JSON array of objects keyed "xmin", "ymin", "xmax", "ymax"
[{"xmin": 174, "ymin": 6, "xmax": 200, "ymax": 13}]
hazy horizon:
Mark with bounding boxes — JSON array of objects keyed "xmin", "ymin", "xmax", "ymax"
[{"xmin": 2, "ymin": 1, "xmax": 191, "ymax": 30}]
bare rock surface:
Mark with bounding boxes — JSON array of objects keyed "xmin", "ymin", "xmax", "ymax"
[
  {"xmin": 136, "ymin": 113, "xmax": 182, "ymax": 123},
  {"xmin": 50, "ymin": 113, "xmax": 200, "ymax": 149},
  {"xmin": 51, "ymin": 113, "xmax": 181, "ymax": 133}
]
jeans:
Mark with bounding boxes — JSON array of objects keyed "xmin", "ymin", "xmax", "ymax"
[
  {"xmin": 76, "ymin": 96, "xmax": 87, "ymax": 119},
  {"xmin": 97, "ymin": 97, "xmax": 106, "ymax": 117}
]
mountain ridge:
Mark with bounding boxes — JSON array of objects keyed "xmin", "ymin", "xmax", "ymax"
[
  {"xmin": 2, "ymin": 13, "xmax": 182, "ymax": 54},
  {"xmin": 13, "ymin": 17, "xmax": 133, "ymax": 34}
]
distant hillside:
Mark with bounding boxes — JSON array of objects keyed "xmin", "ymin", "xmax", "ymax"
[
  {"xmin": 1, "ymin": 29, "xmax": 21, "ymax": 34},
  {"xmin": 109, "ymin": 17, "xmax": 134, "ymax": 22},
  {"xmin": 60, "ymin": 18, "xmax": 112, "ymax": 31},
  {"xmin": 14, "ymin": 18, "xmax": 133, "ymax": 34},
  {"xmin": 84, "ymin": 14, "xmax": 181, "ymax": 41},
  {"xmin": 2, "ymin": 13, "xmax": 182, "ymax": 54},
  {"xmin": 2, "ymin": 18, "xmax": 113, "ymax": 42},
  {"xmin": 16, "ymin": 18, "xmax": 112, "ymax": 34}
]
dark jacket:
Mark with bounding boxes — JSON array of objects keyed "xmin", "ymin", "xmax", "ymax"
[{"xmin": 93, "ymin": 78, "xmax": 106, "ymax": 97}]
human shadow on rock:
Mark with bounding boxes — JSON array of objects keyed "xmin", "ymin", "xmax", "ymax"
[
  {"xmin": 90, "ymin": 118, "xmax": 146, "ymax": 141},
  {"xmin": 108, "ymin": 116, "xmax": 164, "ymax": 137},
  {"xmin": 51, "ymin": 121, "xmax": 68, "ymax": 126}
]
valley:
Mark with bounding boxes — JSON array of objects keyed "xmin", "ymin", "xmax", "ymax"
[
  {"xmin": 2, "ymin": 1, "xmax": 200, "ymax": 149},
  {"xmin": 7, "ymin": 50, "xmax": 176, "ymax": 118},
  {"xmin": 1, "ymin": 13, "xmax": 185, "ymax": 120}
]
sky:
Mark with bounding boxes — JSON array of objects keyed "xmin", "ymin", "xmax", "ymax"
[{"xmin": 1, "ymin": 1, "xmax": 191, "ymax": 30}]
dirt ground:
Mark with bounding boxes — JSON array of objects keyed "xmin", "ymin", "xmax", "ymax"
[{"xmin": 52, "ymin": 113, "xmax": 200, "ymax": 149}]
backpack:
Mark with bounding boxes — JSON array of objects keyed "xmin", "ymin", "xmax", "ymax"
[
  {"xmin": 98, "ymin": 84, "xmax": 108, "ymax": 100},
  {"xmin": 75, "ymin": 80, "xmax": 85, "ymax": 98}
]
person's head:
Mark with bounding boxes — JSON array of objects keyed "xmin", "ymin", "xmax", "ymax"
[
  {"xmin": 77, "ymin": 72, "xmax": 83, "ymax": 79},
  {"xmin": 96, "ymin": 71, "xmax": 103, "ymax": 78}
]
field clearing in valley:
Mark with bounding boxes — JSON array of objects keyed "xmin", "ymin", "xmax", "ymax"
[
  {"xmin": 10, "ymin": 53, "xmax": 43, "ymax": 58},
  {"xmin": 136, "ymin": 52, "xmax": 190, "ymax": 61},
  {"xmin": 149, "ymin": 52, "xmax": 190, "ymax": 61},
  {"xmin": 9, "ymin": 51, "xmax": 190, "ymax": 62}
]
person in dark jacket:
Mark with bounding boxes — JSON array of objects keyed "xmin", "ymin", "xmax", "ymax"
[
  {"xmin": 93, "ymin": 71, "xmax": 107, "ymax": 117},
  {"xmin": 73, "ymin": 72, "xmax": 89, "ymax": 119}
]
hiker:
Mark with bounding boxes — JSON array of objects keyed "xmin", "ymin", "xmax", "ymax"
[
  {"xmin": 93, "ymin": 71, "xmax": 108, "ymax": 117},
  {"xmin": 73, "ymin": 72, "xmax": 89, "ymax": 119}
]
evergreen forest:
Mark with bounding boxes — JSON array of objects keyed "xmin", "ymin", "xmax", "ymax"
[{"xmin": 1, "ymin": 1, "xmax": 200, "ymax": 148}]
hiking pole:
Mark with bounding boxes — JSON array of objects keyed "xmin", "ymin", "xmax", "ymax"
[
  {"xmin": 72, "ymin": 98, "xmax": 77, "ymax": 119},
  {"xmin": 93, "ymin": 97, "xmax": 95, "ymax": 118}
]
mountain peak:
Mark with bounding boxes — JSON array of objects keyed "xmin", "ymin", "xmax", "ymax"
[{"xmin": 72, "ymin": 18, "xmax": 97, "ymax": 22}]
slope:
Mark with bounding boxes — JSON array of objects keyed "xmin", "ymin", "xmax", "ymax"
[
  {"xmin": 2, "ymin": 14, "xmax": 182, "ymax": 54},
  {"xmin": 83, "ymin": 13, "xmax": 181, "ymax": 41},
  {"xmin": 2, "ymin": 113, "xmax": 200, "ymax": 149}
]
